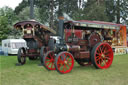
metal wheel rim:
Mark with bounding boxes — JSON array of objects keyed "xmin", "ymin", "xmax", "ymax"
[
  {"xmin": 56, "ymin": 52, "xmax": 74, "ymax": 74},
  {"xmin": 44, "ymin": 51, "xmax": 56, "ymax": 70},
  {"xmin": 94, "ymin": 43, "xmax": 113, "ymax": 69},
  {"xmin": 20, "ymin": 49, "xmax": 25, "ymax": 62}
]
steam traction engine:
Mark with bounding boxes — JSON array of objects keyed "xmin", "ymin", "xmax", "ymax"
[
  {"xmin": 14, "ymin": 20, "xmax": 56, "ymax": 65},
  {"xmin": 43, "ymin": 18, "xmax": 114, "ymax": 74}
]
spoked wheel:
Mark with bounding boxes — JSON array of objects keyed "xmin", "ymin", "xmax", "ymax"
[
  {"xmin": 18, "ymin": 47, "xmax": 26, "ymax": 65},
  {"xmin": 55, "ymin": 51, "xmax": 74, "ymax": 74},
  {"xmin": 43, "ymin": 51, "xmax": 56, "ymax": 70},
  {"xmin": 91, "ymin": 43, "xmax": 113, "ymax": 69}
]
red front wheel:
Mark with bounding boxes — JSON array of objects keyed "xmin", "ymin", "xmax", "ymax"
[
  {"xmin": 43, "ymin": 51, "xmax": 56, "ymax": 70},
  {"xmin": 55, "ymin": 51, "xmax": 74, "ymax": 74},
  {"xmin": 91, "ymin": 43, "xmax": 114, "ymax": 69}
]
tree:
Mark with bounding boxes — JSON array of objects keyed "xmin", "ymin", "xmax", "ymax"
[
  {"xmin": 0, "ymin": 7, "xmax": 14, "ymax": 44},
  {"xmin": 105, "ymin": 0, "xmax": 115, "ymax": 22},
  {"xmin": 105, "ymin": 0, "xmax": 128, "ymax": 24},
  {"xmin": 14, "ymin": 0, "xmax": 29, "ymax": 15},
  {"xmin": 82, "ymin": 0, "xmax": 109, "ymax": 21},
  {"xmin": 0, "ymin": 6, "xmax": 22, "ymax": 44},
  {"xmin": 0, "ymin": 16, "xmax": 9, "ymax": 43},
  {"xmin": 14, "ymin": 0, "xmax": 84, "ymax": 30},
  {"xmin": 17, "ymin": 6, "xmax": 41, "ymax": 21},
  {"xmin": 14, "ymin": 0, "xmax": 128, "ymax": 25},
  {"xmin": 115, "ymin": 0, "xmax": 128, "ymax": 24}
]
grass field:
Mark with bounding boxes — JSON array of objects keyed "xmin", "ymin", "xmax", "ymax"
[{"xmin": 0, "ymin": 54, "xmax": 128, "ymax": 85}]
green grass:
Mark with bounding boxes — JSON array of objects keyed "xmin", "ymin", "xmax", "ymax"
[{"xmin": 0, "ymin": 54, "xmax": 128, "ymax": 85}]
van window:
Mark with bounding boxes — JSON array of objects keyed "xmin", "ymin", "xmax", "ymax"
[
  {"xmin": 11, "ymin": 43, "xmax": 26, "ymax": 49},
  {"xmin": 4, "ymin": 43, "xmax": 7, "ymax": 47},
  {"xmin": 8, "ymin": 43, "xmax": 10, "ymax": 47}
]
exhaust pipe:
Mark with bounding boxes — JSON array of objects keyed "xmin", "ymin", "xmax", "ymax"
[
  {"xmin": 58, "ymin": 17, "xmax": 64, "ymax": 45},
  {"xmin": 54, "ymin": 16, "xmax": 67, "ymax": 52}
]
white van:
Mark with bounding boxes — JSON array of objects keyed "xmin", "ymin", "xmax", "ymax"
[{"xmin": 2, "ymin": 39, "xmax": 27, "ymax": 54}]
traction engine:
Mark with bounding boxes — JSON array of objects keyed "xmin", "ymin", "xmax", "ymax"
[
  {"xmin": 14, "ymin": 20, "xmax": 56, "ymax": 65},
  {"xmin": 43, "ymin": 18, "xmax": 114, "ymax": 74}
]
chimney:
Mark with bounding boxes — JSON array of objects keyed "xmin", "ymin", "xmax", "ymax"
[
  {"xmin": 30, "ymin": 0, "xmax": 34, "ymax": 19},
  {"xmin": 58, "ymin": 16, "xmax": 64, "ymax": 45}
]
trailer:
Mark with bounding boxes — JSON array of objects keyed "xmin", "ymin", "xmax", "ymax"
[{"xmin": 2, "ymin": 39, "xmax": 26, "ymax": 55}]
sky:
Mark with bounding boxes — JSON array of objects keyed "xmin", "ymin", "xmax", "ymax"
[
  {"xmin": 0, "ymin": 0, "xmax": 87, "ymax": 10},
  {"xmin": 0, "ymin": 0, "xmax": 23, "ymax": 9}
]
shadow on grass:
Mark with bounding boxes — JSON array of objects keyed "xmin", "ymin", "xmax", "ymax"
[
  {"xmin": 14, "ymin": 57, "xmax": 99, "ymax": 74},
  {"xmin": 73, "ymin": 64, "xmax": 96, "ymax": 71},
  {"xmin": 15, "ymin": 58, "xmax": 42, "ymax": 66}
]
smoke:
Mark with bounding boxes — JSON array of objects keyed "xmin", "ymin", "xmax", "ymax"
[{"xmin": 63, "ymin": 13, "xmax": 74, "ymax": 21}]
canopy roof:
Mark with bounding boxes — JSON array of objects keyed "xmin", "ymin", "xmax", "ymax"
[
  {"xmin": 64, "ymin": 20, "xmax": 125, "ymax": 30},
  {"xmin": 14, "ymin": 20, "xmax": 56, "ymax": 34}
]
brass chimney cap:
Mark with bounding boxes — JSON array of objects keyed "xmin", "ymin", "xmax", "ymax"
[{"xmin": 58, "ymin": 16, "xmax": 64, "ymax": 20}]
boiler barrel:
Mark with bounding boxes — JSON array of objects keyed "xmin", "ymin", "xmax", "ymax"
[{"xmin": 67, "ymin": 45, "xmax": 80, "ymax": 52}]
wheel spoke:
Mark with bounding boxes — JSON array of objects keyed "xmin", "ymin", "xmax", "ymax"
[
  {"xmin": 67, "ymin": 60, "xmax": 72, "ymax": 63},
  {"xmin": 102, "ymin": 59, "xmax": 106, "ymax": 66},
  {"xmin": 46, "ymin": 57, "xmax": 51, "ymax": 60},
  {"xmin": 64, "ymin": 64, "xmax": 67, "ymax": 70},
  {"xmin": 96, "ymin": 56, "xmax": 101, "ymax": 62},
  {"xmin": 96, "ymin": 52, "xmax": 100, "ymax": 56},
  {"xmin": 101, "ymin": 45, "xmax": 106, "ymax": 51},
  {"xmin": 47, "ymin": 62, "xmax": 51, "ymax": 67},
  {"xmin": 104, "ymin": 57, "xmax": 111, "ymax": 60},
  {"xmin": 66, "ymin": 63, "xmax": 71, "ymax": 67},
  {"xmin": 51, "ymin": 62, "xmax": 54, "ymax": 69},
  {"xmin": 98, "ymin": 59, "xmax": 101, "ymax": 65},
  {"xmin": 45, "ymin": 60, "xmax": 50, "ymax": 63},
  {"xmin": 99, "ymin": 47, "xmax": 103, "ymax": 54},
  {"xmin": 97, "ymin": 48, "xmax": 101, "ymax": 53},
  {"xmin": 101, "ymin": 46, "xmax": 104, "ymax": 52},
  {"xmin": 62, "ymin": 54, "xmax": 66, "ymax": 61},
  {"xmin": 96, "ymin": 55, "xmax": 100, "ymax": 58},
  {"xmin": 49, "ymin": 53, "xmax": 53, "ymax": 59},
  {"xmin": 58, "ymin": 57, "xmax": 63, "ymax": 63},
  {"xmin": 100, "ymin": 57, "xmax": 104, "ymax": 64},
  {"xmin": 104, "ymin": 53, "xmax": 110, "ymax": 57},
  {"xmin": 104, "ymin": 49, "xmax": 111, "ymax": 54},
  {"xmin": 57, "ymin": 58, "xmax": 63, "ymax": 66},
  {"xmin": 66, "ymin": 56, "xmax": 71, "ymax": 61},
  {"xmin": 62, "ymin": 65, "xmax": 65, "ymax": 72},
  {"xmin": 100, "ymin": 58, "xmax": 104, "ymax": 64}
]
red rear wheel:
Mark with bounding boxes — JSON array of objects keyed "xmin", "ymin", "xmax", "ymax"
[
  {"xmin": 91, "ymin": 43, "xmax": 113, "ymax": 69},
  {"xmin": 55, "ymin": 51, "xmax": 74, "ymax": 74},
  {"xmin": 43, "ymin": 51, "xmax": 56, "ymax": 70}
]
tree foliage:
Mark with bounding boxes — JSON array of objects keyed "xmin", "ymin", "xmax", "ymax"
[
  {"xmin": 0, "ymin": 7, "xmax": 13, "ymax": 43},
  {"xmin": 14, "ymin": 0, "xmax": 128, "ymax": 25},
  {"xmin": 14, "ymin": 0, "xmax": 29, "ymax": 15},
  {"xmin": 105, "ymin": 0, "xmax": 128, "ymax": 23},
  {"xmin": 0, "ymin": 7, "xmax": 21, "ymax": 44},
  {"xmin": 82, "ymin": 0, "xmax": 109, "ymax": 21}
]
